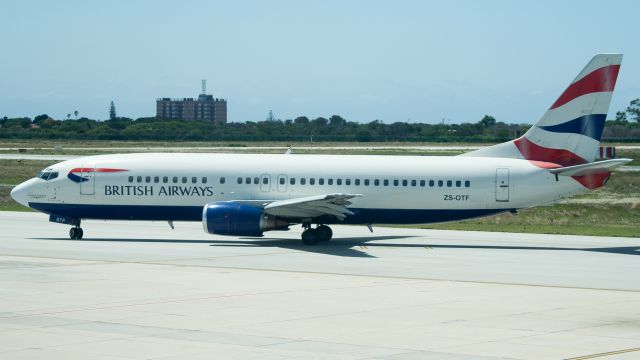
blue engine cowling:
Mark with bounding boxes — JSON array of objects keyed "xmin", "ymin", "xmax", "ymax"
[{"xmin": 202, "ymin": 202, "xmax": 289, "ymax": 236}]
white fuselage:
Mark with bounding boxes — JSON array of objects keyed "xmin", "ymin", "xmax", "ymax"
[{"xmin": 12, "ymin": 153, "xmax": 587, "ymax": 224}]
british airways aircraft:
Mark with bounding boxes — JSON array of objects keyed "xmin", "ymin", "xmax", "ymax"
[{"xmin": 10, "ymin": 54, "xmax": 631, "ymax": 244}]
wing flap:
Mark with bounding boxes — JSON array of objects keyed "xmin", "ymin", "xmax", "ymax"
[{"xmin": 263, "ymin": 193, "xmax": 363, "ymax": 220}]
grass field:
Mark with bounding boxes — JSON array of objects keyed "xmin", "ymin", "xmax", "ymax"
[{"xmin": 1, "ymin": 146, "xmax": 638, "ymax": 237}]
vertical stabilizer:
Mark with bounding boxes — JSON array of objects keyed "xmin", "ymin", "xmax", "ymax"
[{"xmin": 463, "ymin": 54, "xmax": 622, "ymax": 166}]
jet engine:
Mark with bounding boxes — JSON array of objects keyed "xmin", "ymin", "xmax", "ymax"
[{"xmin": 202, "ymin": 202, "xmax": 289, "ymax": 236}]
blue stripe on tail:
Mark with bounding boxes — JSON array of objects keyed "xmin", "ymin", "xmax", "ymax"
[{"xmin": 538, "ymin": 114, "xmax": 606, "ymax": 141}]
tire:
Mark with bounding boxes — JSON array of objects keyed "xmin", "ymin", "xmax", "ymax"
[
  {"xmin": 301, "ymin": 228, "xmax": 320, "ymax": 245},
  {"xmin": 76, "ymin": 228, "xmax": 84, "ymax": 240},
  {"xmin": 316, "ymin": 225, "xmax": 333, "ymax": 242},
  {"xmin": 69, "ymin": 227, "xmax": 77, "ymax": 240}
]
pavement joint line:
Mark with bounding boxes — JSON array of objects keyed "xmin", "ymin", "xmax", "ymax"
[
  {"xmin": 565, "ymin": 347, "xmax": 640, "ymax": 359},
  {"xmin": 1, "ymin": 252, "xmax": 638, "ymax": 293}
]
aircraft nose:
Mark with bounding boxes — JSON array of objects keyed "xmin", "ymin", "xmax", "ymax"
[{"xmin": 10, "ymin": 182, "xmax": 30, "ymax": 208}]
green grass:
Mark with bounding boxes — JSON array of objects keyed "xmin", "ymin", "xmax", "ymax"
[{"xmin": 416, "ymin": 204, "xmax": 640, "ymax": 237}]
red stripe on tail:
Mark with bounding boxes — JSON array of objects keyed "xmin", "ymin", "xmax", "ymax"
[
  {"xmin": 514, "ymin": 137, "xmax": 587, "ymax": 167},
  {"xmin": 550, "ymin": 64, "xmax": 620, "ymax": 110}
]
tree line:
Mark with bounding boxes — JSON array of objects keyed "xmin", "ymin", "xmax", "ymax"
[{"xmin": 1, "ymin": 99, "xmax": 638, "ymax": 142}]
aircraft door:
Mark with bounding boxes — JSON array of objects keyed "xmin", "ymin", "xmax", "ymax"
[
  {"xmin": 80, "ymin": 165, "xmax": 95, "ymax": 195},
  {"xmin": 495, "ymin": 168, "xmax": 509, "ymax": 202},
  {"xmin": 260, "ymin": 174, "xmax": 271, "ymax": 192},
  {"xmin": 277, "ymin": 174, "xmax": 287, "ymax": 192}
]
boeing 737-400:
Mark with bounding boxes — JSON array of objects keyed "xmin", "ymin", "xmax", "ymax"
[{"xmin": 11, "ymin": 54, "xmax": 631, "ymax": 244}]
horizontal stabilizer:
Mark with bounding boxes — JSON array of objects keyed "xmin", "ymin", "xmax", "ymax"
[{"xmin": 549, "ymin": 158, "xmax": 632, "ymax": 176}]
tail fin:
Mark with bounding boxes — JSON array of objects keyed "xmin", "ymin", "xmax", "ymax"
[{"xmin": 463, "ymin": 54, "xmax": 622, "ymax": 166}]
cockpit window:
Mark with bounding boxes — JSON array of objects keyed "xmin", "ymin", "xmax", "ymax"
[{"xmin": 37, "ymin": 171, "xmax": 58, "ymax": 181}]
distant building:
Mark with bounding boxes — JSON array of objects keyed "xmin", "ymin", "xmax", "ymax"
[{"xmin": 156, "ymin": 94, "xmax": 227, "ymax": 123}]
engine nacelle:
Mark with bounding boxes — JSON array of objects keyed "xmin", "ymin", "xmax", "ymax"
[{"xmin": 202, "ymin": 202, "xmax": 289, "ymax": 236}]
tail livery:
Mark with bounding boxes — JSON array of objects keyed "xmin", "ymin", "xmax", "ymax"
[{"xmin": 464, "ymin": 54, "xmax": 625, "ymax": 187}]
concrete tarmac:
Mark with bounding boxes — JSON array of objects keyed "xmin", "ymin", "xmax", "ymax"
[{"xmin": 0, "ymin": 211, "xmax": 639, "ymax": 359}]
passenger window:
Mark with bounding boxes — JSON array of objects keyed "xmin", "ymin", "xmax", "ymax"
[
  {"xmin": 202, "ymin": 177, "xmax": 207, "ymax": 184},
  {"xmin": 429, "ymin": 180, "xmax": 435, "ymax": 187},
  {"xmin": 173, "ymin": 176, "xmax": 178, "ymax": 183},
  {"xmin": 402, "ymin": 180, "xmax": 408, "ymax": 186},
  {"xmin": 319, "ymin": 178, "xmax": 324, "ymax": 185},
  {"xmin": 220, "ymin": 177, "xmax": 225, "ymax": 184},
  {"xmin": 245, "ymin": 177, "xmax": 251, "ymax": 184},
  {"xmin": 290, "ymin": 178, "xmax": 296, "ymax": 185},
  {"xmin": 337, "ymin": 179, "xmax": 342, "ymax": 185},
  {"xmin": 137, "ymin": 176, "xmax": 142, "ymax": 183},
  {"xmin": 144, "ymin": 176, "xmax": 150, "ymax": 183},
  {"xmin": 128, "ymin": 176, "xmax": 134, "ymax": 183},
  {"xmin": 328, "ymin": 179, "xmax": 333, "ymax": 185},
  {"xmin": 383, "ymin": 179, "xmax": 389, "ymax": 186},
  {"xmin": 456, "ymin": 180, "xmax": 461, "ymax": 187},
  {"xmin": 154, "ymin": 176, "xmax": 159, "ymax": 183},
  {"xmin": 374, "ymin": 179, "xmax": 380, "ymax": 186},
  {"xmin": 446, "ymin": 180, "xmax": 452, "ymax": 187},
  {"xmin": 301, "ymin": 178, "xmax": 306, "ymax": 185},
  {"xmin": 193, "ymin": 177, "xmax": 198, "ymax": 184},
  {"xmin": 411, "ymin": 180, "xmax": 417, "ymax": 187},
  {"xmin": 346, "ymin": 179, "xmax": 351, "ymax": 186},
  {"xmin": 364, "ymin": 179, "xmax": 370, "ymax": 186},
  {"xmin": 279, "ymin": 177, "xmax": 285, "ymax": 185},
  {"xmin": 420, "ymin": 180, "xmax": 425, "ymax": 187},
  {"xmin": 254, "ymin": 177, "xmax": 259, "ymax": 184},
  {"xmin": 393, "ymin": 180, "xmax": 399, "ymax": 186},
  {"xmin": 310, "ymin": 178, "xmax": 315, "ymax": 185},
  {"xmin": 355, "ymin": 179, "xmax": 360, "ymax": 186},
  {"xmin": 438, "ymin": 180, "xmax": 443, "ymax": 187},
  {"xmin": 182, "ymin": 177, "xmax": 187, "ymax": 184},
  {"xmin": 163, "ymin": 176, "xmax": 168, "ymax": 183},
  {"xmin": 465, "ymin": 180, "xmax": 471, "ymax": 187},
  {"xmin": 237, "ymin": 177, "xmax": 242, "ymax": 184}
]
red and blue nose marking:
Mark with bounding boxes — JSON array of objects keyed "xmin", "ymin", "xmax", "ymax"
[{"xmin": 67, "ymin": 168, "xmax": 128, "ymax": 183}]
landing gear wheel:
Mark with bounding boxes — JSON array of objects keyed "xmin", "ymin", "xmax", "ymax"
[
  {"xmin": 316, "ymin": 225, "xmax": 333, "ymax": 242},
  {"xmin": 69, "ymin": 227, "xmax": 84, "ymax": 240},
  {"xmin": 301, "ymin": 228, "xmax": 320, "ymax": 245}
]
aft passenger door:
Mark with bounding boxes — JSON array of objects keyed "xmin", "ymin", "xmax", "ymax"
[
  {"xmin": 495, "ymin": 168, "xmax": 509, "ymax": 202},
  {"xmin": 80, "ymin": 165, "xmax": 95, "ymax": 195}
]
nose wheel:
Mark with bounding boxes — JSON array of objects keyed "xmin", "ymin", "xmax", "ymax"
[
  {"xmin": 301, "ymin": 224, "xmax": 333, "ymax": 245},
  {"xmin": 69, "ymin": 227, "xmax": 84, "ymax": 240}
]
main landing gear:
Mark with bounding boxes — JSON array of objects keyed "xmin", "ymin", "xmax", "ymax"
[
  {"xmin": 301, "ymin": 224, "xmax": 333, "ymax": 245},
  {"xmin": 69, "ymin": 225, "xmax": 83, "ymax": 240}
]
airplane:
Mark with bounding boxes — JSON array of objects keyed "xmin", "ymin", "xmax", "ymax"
[{"xmin": 10, "ymin": 54, "xmax": 631, "ymax": 245}]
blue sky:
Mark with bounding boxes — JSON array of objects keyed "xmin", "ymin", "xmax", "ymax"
[{"xmin": 1, "ymin": 0, "xmax": 638, "ymax": 123}]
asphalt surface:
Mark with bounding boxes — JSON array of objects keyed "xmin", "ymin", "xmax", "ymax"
[{"xmin": 0, "ymin": 211, "xmax": 639, "ymax": 359}]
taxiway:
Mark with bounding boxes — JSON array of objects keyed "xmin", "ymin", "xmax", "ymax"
[{"xmin": 0, "ymin": 211, "xmax": 639, "ymax": 359}]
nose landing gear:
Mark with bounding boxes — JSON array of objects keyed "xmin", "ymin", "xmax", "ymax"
[{"xmin": 69, "ymin": 226, "xmax": 83, "ymax": 240}]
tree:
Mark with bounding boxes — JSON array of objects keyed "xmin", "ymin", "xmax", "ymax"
[
  {"xmin": 329, "ymin": 115, "xmax": 347, "ymax": 127},
  {"xmin": 67, "ymin": 113, "xmax": 71, "ymax": 120},
  {"xmin": 294, "ymin": 116, "xmax": 309, "ymax": 125},
  {"xmin": 74, "ymin": 110, "xmax": 79, "ymax": 119},
  {"xmin": 479, "ymin": 115, "xmax": 496, "ymax": 127},
  {"xmin": 615, "ymin": 111, "xmax": 628, "ymax": 122},
  {"xmin": 626, "ymin": 98, "xmax": 640, "ymax": 122},
  {"xmin": 109, "ymin": 101, "xmax": 117, "ymax": 120}
]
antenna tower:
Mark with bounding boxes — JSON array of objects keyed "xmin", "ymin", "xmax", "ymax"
[{"xmin": 201, "ymin": 79, "xmax": 206, "ymax": 95}]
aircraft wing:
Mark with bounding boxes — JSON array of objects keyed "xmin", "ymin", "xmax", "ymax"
[
  {"xmin": 262, "ymin": 193, "xmax": 363, "ymax": 220},
  {"xmin": 549, "ymin": 158, "xmax": 632, "ymax": 176}
]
